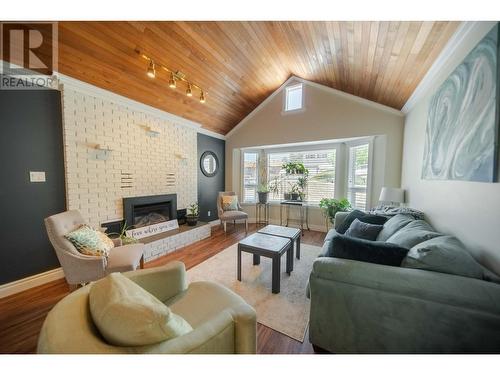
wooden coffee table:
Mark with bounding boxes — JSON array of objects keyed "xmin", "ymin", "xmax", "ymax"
[
  {"xmin": 237, "ymin": 233, "xmax": 293, "ymax": 294},
  {"xmin": 257, "ymin": 225, "xmax": 301, "ymax": 259}
]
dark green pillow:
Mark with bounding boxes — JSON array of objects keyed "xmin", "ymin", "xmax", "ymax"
[
  {"xmin": 344, "ymin": 218, "xmax": 384, "ymax": 241},
  {"xmin": 337, "ymin": 210, "xmax": 388, "ymax": 234},
  {"xmin": 329, "ymin": 234, "xmax": 409, "ymax": 267},
  {"xmin": 336, "ymin": 210, "xmax": 366, "ymax": 234}
]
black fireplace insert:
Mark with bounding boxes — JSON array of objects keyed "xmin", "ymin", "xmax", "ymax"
[{"xmin": 123, "ymin": 194, "xmax": 177, "ymax": 229}]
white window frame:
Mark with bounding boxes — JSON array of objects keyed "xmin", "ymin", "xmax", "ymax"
[
  {"xmin": 282, "ymin": 83, "xmax": 305, "ymax": 114},
  {"xmin": 240, "ymin": 137, "xmax": 374, "ymax": 208},
  {"xmin": 345, "ymin": 138, "xmax": 374, "ymax": 210},
  {"xmin": 241, "ymin": 150, "xmax": 259, "ymax": 203}
]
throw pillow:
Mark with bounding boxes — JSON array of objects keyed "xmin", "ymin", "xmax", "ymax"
[
  {"xmin": 336, "ymin": 210, "xmax": 388, "ymax": 234},
  {"xmin": 386, "ymin": 220, "xmax": 442, "ymax": 249},
  {"xmin": 89, "ymin": 273, "xmax": 193, "ymax": 346},
  {"xmin": 222, "ymin": 195, "xmax": 238, "ymax": 211},
  {"xmin": 376, "ymin": 214, "xmax": 414, "ymax": 241},
  {"xmin": 344, "ymin": 218, "xmax": 384, "ymax": 241},
  {"xmin": 401, "ymin": 236, "xmax": 485, "ymax": 279},
  {"xmin": 358, "ymin": 214, "xmax": 389, "ymax": 226},
  {"xmin": 330, "ymin": 234, "xmax": 409, "ymax": 266},
  {"xmin": 336, "ymin": 210, "xmax": 366, "ymax": 234},
  {"xmin": 64, "ymin": 225, "xmax": 114, "ymax": 257}
]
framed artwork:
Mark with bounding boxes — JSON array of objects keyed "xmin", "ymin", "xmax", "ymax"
[{"xmin": 422, "ymin": 23, "xmax": 499, "ymax": 182}]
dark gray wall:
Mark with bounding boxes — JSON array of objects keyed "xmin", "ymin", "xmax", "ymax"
[
  {"xmin": 197, "ymin": 133, "xmax": 225, "ymax": 222},
  {"xmin": 0, "ymin": 89, "xmax": 66, "ymax": 284}
]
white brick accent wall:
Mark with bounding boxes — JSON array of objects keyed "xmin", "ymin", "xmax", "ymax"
[{"xmin": 62, "ymin": 87, "xmax": 198, "ymax": 228}]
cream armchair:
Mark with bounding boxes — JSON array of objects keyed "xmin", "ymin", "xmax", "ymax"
[
  {"xmin": 217, "ymin": 192, "xmax": 248, "ymax": 233},
  {"xmin": 37, "ymin": 262, "xmax": 257, "ymax": 354},
  {"xmin": 44, "ymin": 210, "xmax": 144, "ymax": 287}
]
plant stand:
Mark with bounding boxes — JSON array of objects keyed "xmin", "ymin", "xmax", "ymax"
[
  {"xmin": 279, "ymin": 200, "xmax": 310, "ymax": 235},
  {"xmin": 255, "ymin": 202, "xmax": 270, "ymax": 226}
]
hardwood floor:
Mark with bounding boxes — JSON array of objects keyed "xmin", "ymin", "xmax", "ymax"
[{"xmin": 0, "ymin": 223, "xmax": 325, "ymax": 354}]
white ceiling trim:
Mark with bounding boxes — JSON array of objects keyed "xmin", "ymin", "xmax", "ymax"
[
  {"xmin": 226, "ymin": 75, "xmax": 404, "ymax": 139},
  {"xmin": 401, "ymin": 21, "xmax": 483, "ymax": 114}
]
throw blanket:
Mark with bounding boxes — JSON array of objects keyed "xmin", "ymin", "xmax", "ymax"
[{"xmin": 369, "ymin": 205, "xmax": 425, "ymax": 220}]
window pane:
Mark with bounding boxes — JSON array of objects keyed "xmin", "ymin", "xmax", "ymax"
[
  {"xmin": 268, "ymin": 149, "xmax": 336, "ymax": 204},
  {"xmin": 243, "ymin": 152, "xmax": 258, "ymax": 203},
  {"xmin": 285, "ymin": 84, "xmax": 303, "ymax": 111},
  {"xmin": 348, "ymin": 143, "xmax": 369, "ymax": 210}
]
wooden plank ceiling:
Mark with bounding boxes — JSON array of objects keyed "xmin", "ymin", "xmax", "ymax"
[{"xmin": 57, "ymin": 21, "xmax": 459, "ymax": 135}]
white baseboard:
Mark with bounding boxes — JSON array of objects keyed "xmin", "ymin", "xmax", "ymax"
[{"xmin": 0, "ymin": 268, "xmax": 65, "ymax": 299}]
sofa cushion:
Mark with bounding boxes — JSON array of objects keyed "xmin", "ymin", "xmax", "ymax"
[
  {"xmin": 376, "ymin": 214, "xmax": 414, "ymax": 241},
  {"xmin": 401, "ymin": 236, "xmax": 485, "ymax": 279},
  {"xmin": 329, "ymin": 234, "xmax": 409, "ymax": 266},
  {"xmin": 344, "ymin": 219, "xmax": 384, "ymax": 241},
  {"xmin": 386, "ymin": 220, "xmax": 442, "ymax": 249},
  {"xmin": 89, "ymin": 273, "xmax": 192, "ymax": 346}
]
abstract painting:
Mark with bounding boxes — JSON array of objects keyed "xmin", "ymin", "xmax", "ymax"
[{"xmin": 422, "ymin": 23, "xmax": 499, "ymax": 182}]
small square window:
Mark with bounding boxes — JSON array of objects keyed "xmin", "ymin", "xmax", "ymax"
[{"xmin": 284, "ymin": 83, "xmax": 303, "ymax": 112}]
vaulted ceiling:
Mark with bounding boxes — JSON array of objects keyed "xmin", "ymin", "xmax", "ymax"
[{"xmin": 56, "ymin": 21, "xmax": 459, "ymax": 135}]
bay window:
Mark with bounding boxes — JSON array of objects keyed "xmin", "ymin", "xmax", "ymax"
[{"xmin": 241, "ymin": 138, "xmax": 372, "ymax": 209}]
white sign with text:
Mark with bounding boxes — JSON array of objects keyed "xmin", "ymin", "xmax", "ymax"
[{"xmin": 125, "ymin": 219, "xmax": 179, "ymax": 239}]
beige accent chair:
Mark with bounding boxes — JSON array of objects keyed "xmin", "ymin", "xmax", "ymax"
[
  {"xmin": 44, "ymin": 210, "xmax": 144, "ymax": 287},
  {"xmin": 37, "ymin": 261, "xmax": 257, "ymax": 354},
  {"xmin": 217, "ymin": 192, "xmax": 248, "ymax": 234}
]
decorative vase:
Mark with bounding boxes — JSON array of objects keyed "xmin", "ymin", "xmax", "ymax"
[
  {"xmin": 258, "ymin": 192, "xmax": 269, "ymax": 204},
  {"xmin": 186, "ymin": 215, "xmax": 198, "ymax": 226},
  {"xmin": 284, "ymin": 192, "xmax": 291, "ymax": 200},
  {"xmin": 291, "ymin": 193, "xmax": 300, "ymax": 201}
]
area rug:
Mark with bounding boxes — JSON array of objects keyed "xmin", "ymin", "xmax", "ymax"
[{"xmin": 187, "ymin": 242, "xmax": 322, "ymax": 342}]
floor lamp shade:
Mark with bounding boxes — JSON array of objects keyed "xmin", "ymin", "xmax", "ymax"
[{"xmin": 379, "ymin": 187, "xmax": 405, "ymax": 204}]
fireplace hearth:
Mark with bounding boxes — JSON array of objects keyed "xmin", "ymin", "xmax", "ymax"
[{"xmin": 123, "ymin": 194, "xmax": 177, "ymax": 229}]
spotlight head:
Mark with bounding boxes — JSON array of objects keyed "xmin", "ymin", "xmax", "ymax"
[{"xmin": 146, "ymin": 60, "xmax": 155, "ymax": 78}]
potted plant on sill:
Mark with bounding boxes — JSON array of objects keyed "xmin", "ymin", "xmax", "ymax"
[
  {"xmin": 186, "ymin": 202, "xmax": 199, "ymax": 226},
  {"xmin": 319, "ymin": 198, "xmax": 351, "ymax": 224},
  {"xmin": 257, "ymin": 184, "xmax": 270, "ymax": 204}
]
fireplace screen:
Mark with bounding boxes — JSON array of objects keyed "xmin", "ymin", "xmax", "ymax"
[{"xmin": 133, "ymin": 202, "xmax": 171, "ymax": 228}]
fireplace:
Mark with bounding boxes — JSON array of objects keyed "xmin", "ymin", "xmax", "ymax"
[{"xmin": 123, "ymin": 194, "xmax": 177, "ymax": 229}]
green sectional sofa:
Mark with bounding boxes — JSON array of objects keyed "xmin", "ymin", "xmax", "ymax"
[{"xmin": 308, "ymin": 212, "xmax": 500, "ymax": 353}]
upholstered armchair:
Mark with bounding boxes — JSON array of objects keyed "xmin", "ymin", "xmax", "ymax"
[
  {"xmin": 217, "ymin": 191, "xmax": 248, "ymax": 233},
  {"xmin": 37, "ymin": 261, "xmax": 257, "ymax": 354},
  {"xmin": 44, "ymin": 210, "xmax": 144, "ymax": 287}
]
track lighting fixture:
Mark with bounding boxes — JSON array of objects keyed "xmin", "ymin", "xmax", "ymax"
[
  {"xmin": 168, "ymin": 72, "xmax": 176, "ymax": 89},
  {"xmin": 146, "ymin": 60, "xmax": 155, "ymax": 78},
  {"xmin": 136, "ymin": 49, "xmax": 206, "ymax": 103}
]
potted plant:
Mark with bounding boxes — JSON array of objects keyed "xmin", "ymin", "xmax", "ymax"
[
  {"xmin": 282, "ymin": 161, "xmax": 308, "ymax": 175},
  {"xmin": 186, "ymin": 202, "xmax": 199, "ymax": 226},
  {"xmin": 297, "ymin": 175, "xmax": 308, "ymax": 201},
  {"xmin": 319, "ymin": 198, "xmax": 351, "ymax": 224},
  {"xmin": 269, "ymin": 177, "xmax": 281, "ymax": 200},
  {"xmin": 290, "ymin": 183, "xmax": 300, "ymax": 201},
  {"xmin": 108, "ymin": 221, "xmax": 138, "ymax": 245},
  {"xmin": 257, "ymin": 184, "xmax": 270, "ymax": 204}
]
